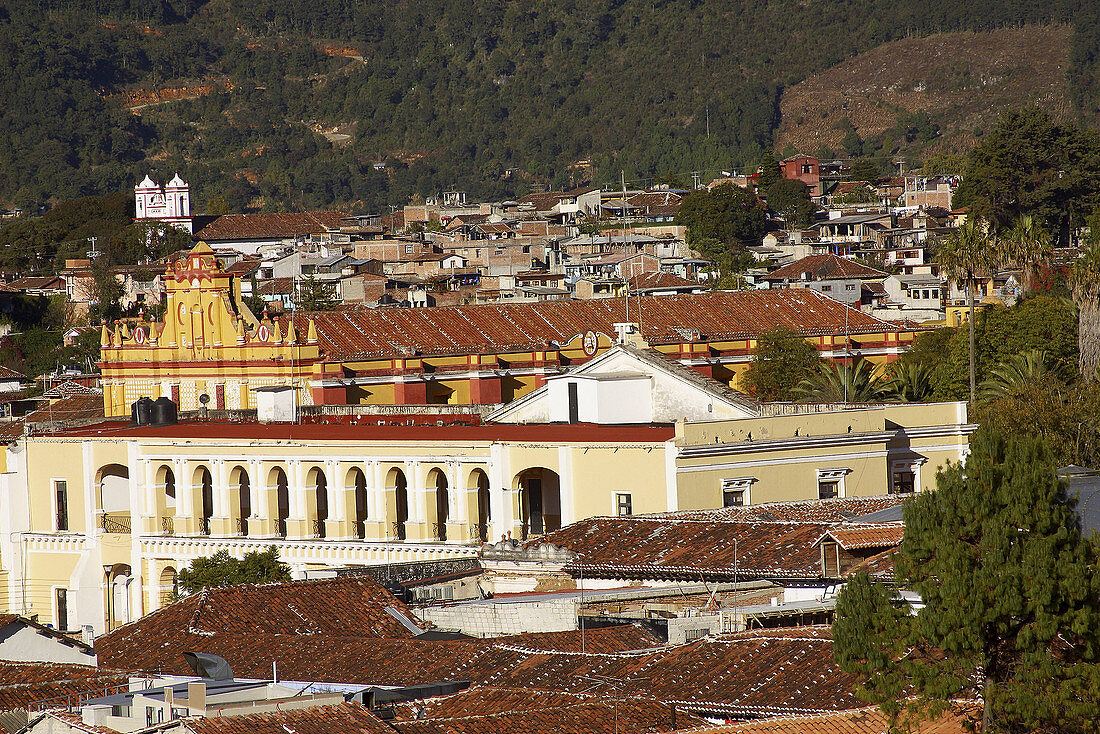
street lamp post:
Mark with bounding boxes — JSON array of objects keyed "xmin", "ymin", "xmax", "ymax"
[{"xmin": 102, "ymin": 564, "xmax": 113, "ymax": 633}]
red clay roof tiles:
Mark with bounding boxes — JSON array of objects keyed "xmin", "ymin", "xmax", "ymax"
[
  {"xmin": 288, "ymin": 290, "xmax": 906, "ymax": 361},
  {"xmin": 531, "ymin": 517, "xmax": 832, "ymax": 580},
  {"xmin": 0, "ymin": 662, "xmax": 129, "ymax": 711},
  {"xmin": 195, "ymin": 211, "xmax": 344, "ymax": 241},
  {"xmin": 763, "ymin": 255, "xmax": 887, "ymax": 282},
  {"xmin": 186, "ymin": 701, "xmax": 393, "ymax": 734},
  {"xmin": 655, "ymin": 495, "xmax": 907, "ymax": 523},
  {"xmin": 823, "ymin": 523, "xmax": 905, "ymax": 550}
]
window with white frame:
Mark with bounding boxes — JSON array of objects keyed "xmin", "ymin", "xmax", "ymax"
[
  {"xmin": 816, "ymin": 468, "xmax": 850, "ymax": 500},
  {"xmin": 722, "ymin": 477, "xmax": 755, "ymax": 507},
  {"xmin": 615, "ymin": 492, "xmax": 633, "ymax": 516},
  {"xmin": 890, "ymin": 459, "xmax": 923, "ymax": 494},
  {"xmin": 54, "ymin": 480, "xmax": 68, "ymax": 531}
]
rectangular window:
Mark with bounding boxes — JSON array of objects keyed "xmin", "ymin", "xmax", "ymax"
[
  {"xmin": 820, "ymin": 284, "xmax": 832, "ymax": 292},
  {"xmin": 845, "ymin": 284, "xmax": 856, "ymax": 291},
  {"xmin": 723, "ymin": 489, "xmax": 744, "ymax": 507},
  {"xmin": 54, "ymin": 481, "xmax": 68, "ymax": 531},
  {"xmin": 404, "ymin": 244, "xmax": 414, "ymax": 254},
  {"xmin": 817, "ymin": 468, "xmax": 848, "ymax": 500},
  {"xmin": 684, "ymin": 627, "xmax": 710, "ymax": 642},
  {"xmin": 891, "ymin": 465, "xmax": 917, "ymax": 494},
  {"xmin": 616, "ymin": 493, "xmax": 633, "ymax": 516},
  {"xmin": 55, "ymin": 588, "xmax": 68, "ymax": 630},
  {"xmin": 721, "ymin": 477, "xmax": 754, "ymax": 506}
]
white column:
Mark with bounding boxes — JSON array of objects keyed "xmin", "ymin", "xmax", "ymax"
[
  {"xmin": 141, "ymin": 460, "xmax": 156, "ymax": 522},
  {"xmin": 288, "ymin": 460, "xmax": 306, "ymax": 521},
  {"xmin": 487, "ymin": 444, "xmax": 510, "ymax": 542},
  {"xmin": 213, "ymin": 459, "xmax": 230, "ymax": 523},
  {"xmin": 369, "ymin": 461, "xmax": 384, "ymax": 522},
  {"xmin": 326, "ymin": 461, "xmax": 344, "ymax": 522},
  {"xmin": 175, "ymin": 460, "xmax": 193, "ymax": 523},
  {"xmin": 409, "ymin": 461, "xmax": 425, "ymax": 523},
  {"xmin": 451, "ymin": 461, "xmax": 466, "ymax": 529}
]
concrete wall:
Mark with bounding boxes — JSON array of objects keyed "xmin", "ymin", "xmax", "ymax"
[
  {"xmin": 0, "ymin": 625, "xmax": 95, "ymax": 665},
  {"xmin": 421, "ymin": 598, "xmax": 577, "ymax": 637}
]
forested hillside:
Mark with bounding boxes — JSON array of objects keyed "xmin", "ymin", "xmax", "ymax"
[{"xmin": 2, "ymin": 0, "xmax": 1099, "ymax": 214}]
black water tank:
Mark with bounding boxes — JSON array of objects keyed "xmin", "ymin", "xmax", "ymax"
[
  {"xmin": 151, "ymin": 396, "xmax": 178, "ymax": 426},
  {"xmin": 131, "ymin": 397, "xmax": 154, "ymax": 426}
]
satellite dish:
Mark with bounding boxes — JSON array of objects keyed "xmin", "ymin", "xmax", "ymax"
[{"xmin": 198, "ymin": 393, "xmax": 210, "ymax": 405}]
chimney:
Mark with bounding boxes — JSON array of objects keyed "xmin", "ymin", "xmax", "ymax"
[{"xmin": 187, "ymin": 681, "xmax": 206, "ymax": 716}]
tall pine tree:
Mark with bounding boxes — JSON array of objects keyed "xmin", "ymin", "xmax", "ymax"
[{"xmin": 834, "ymin": 429, "xmax": 1100, "ymax": 733}]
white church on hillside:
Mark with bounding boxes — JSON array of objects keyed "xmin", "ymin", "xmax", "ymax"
[{"xmin": 135, "ymin": 173, "xmax": 193, "ymax": 234}]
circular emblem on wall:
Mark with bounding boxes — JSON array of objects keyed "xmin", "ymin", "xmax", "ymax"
[
  {"xmin": 257, "ymin": 324, "xmax": 270, "ymax": 342},
  {"xmin": 582, "ymin": 330, "xmax": 598, "ymax": 356},
  {"xmin": 133, "ymin": 326, "xmax": 146, "ymax": 344}
]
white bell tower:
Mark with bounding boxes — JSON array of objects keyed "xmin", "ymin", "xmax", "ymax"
[{"xmin": 134, "ymin": 173, "xmax": 193, "ymax": 235}]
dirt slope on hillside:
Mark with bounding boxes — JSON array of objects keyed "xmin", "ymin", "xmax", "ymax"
[{"xmin": 775, "ymin": 24, "xmax": 1075, "ymax": 156}]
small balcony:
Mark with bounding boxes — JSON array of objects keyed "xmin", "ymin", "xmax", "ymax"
[{"xmin": 98, "ymin": 512, "xmax": 131, "ymax": 534}]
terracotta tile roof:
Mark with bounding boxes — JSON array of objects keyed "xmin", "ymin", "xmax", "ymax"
[
  {"xmin": 7, "ymin": 276, "xmax": 64, "ymax": 291},
  {"xmin": 843, "ymin": 548, "xmax": 896, "ymax": 580},
  {"xmin": 495, "ymin": 623, "xmax": 663, "ymax": 653},
  {"xmin": 224, "ymin": 257, "xmax": 262, "ymax": 276},
  {"xmin": 186, "ymin": 701, "xmax": 393, "ymax": 734},
  {"xmin": 687, "ymin": 701, "xmax": 980, "ymax": 733},
  {"xmin": 390, "ymin": 695, "xmax": 705, "ymax": 734},
  {"xmin": 96, "ymin": 575, "xmax": 424, "ymax": 671},
  {"xmin": 0, "ymin": 661, "xmax": 129, "ymax": 711},
  {"xmin": 474, "ymin": 223, "xmax": 513, "ymax": 235},
  {"xmin": 823, "ymin": 522, "xmax": 905, "ymax": 550},
  {"xmin": 195, "ymin": 211, "xmax": 344, "ymax": 241},
  {"xmin": 529, "ymin": 517, "xmax": 832, "ymax": 581},
  {"xmin": 25, "ymin": 394, "xmax": 105, "ymax": 426},
  {"xmin": 286, "ymin": 290, "xmax": 906, "ymax": 361},
  {"xmin": 254, "ymin": 277, "xmax": 295, "ymax": 296},
  {"xmin": 763, "ymin": 254, "xmax": 886, "ymax": 282},
  {"xmin": 0, "ymin": 365, "xmax": 25, "ymax": 381},
  {"xmin": 628, "ymin": 272, "xmax": 702, "ymax": 292},
  {"xmin": 387, "ymin": 687, "xmax": 603, "ymax": 722},
  {"xmin": 0, "ymin": 420, "xmax": 24, "ymax": 443},
  {"xmin": 97, "ymin": 629, "xmax": 860, "ymax": 717},
  {"xmin": 654, "ymin": 495, "xmax": 908, "ymax": 523}
]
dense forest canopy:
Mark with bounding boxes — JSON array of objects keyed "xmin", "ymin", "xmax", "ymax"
[{"xmin": 2, "ymin": 0, "xmax": 1099, "ymax": 215}]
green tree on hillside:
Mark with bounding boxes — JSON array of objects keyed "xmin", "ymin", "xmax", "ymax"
[
  {"xmin": 764, "ymin": 178, "xmax": 815, "ymax": 228},
  {"xmin": 675, "ymin": 183, "xmax": 766, "ymax": 252},
  {"xmin": 833, "ymin": 429, "xmax": 1100, "ymax": 732},
  {"xmin": 953, "ymin": 107, "xmax": 1100, "ymax": 236}
]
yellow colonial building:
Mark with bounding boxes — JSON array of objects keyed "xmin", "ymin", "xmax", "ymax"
[
  {"xmin": 99, "ymin": 243, "xmax": 920, "ymax": 417},
  {"xmin": 0, "ymin": 393, "xmax": 972, "ymax": 637}
]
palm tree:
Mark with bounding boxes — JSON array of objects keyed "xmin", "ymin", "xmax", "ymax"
[
  {"xmin": 1002, "ymin": 214, "xmax": 1051, "ymax": 293},
  {"xmin": 881, "ymin": 361, "xmax": 934, "ymax": 402},
  {"xmin": 1073, "ymin": 238, "xmax": 1100, "ymax": 381},
  {"xmin": 977, "ymin": 350, "xmax": 1057, "ymax": 403},
  {"xmin": 792, "ymin": 360, "xmax": 889, "ymax": 403},
  {"xmin": 936, "ymin": 218, "xmax": 999, "ymax": 405}
]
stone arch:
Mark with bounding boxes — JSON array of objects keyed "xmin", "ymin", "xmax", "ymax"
[
  {"xmin": 513, "ymin": 467, "xmax": 561, "ymax": 539},
  {"xmin": 345, "ymin": 467, "xmax": 369, "ymax": 540},
  {"xmin": 305, "ymin": 466, "xmax": 329, "ymax": 538},
  {"xmin": 425, "ymin": 467, "xmax": 449, "ymax": 541},
  {"xmin": 267, "ymin": 466, "xmax": 290, "ymax": 538},
  {"xmin": 229, "ymin": 465, "xmax": 251, "ymax": 536},
  {"xmin": 191, "ymin": 465, "xmax": 213, "ymax": 535},
  {"xmin": 467, "ymin": 468, "xmax": 490, "ymax": 543},
  {"xmin": 385, "ymin": 466, "xmax": 409, "ymax": 541}
]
